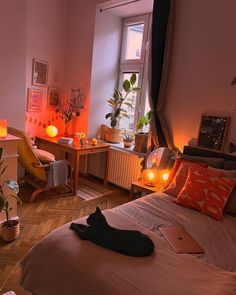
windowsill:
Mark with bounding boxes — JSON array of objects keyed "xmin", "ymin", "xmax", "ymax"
[{"xmin": 108, "ymin": 142, "xmax": 146, "ymax": 158}]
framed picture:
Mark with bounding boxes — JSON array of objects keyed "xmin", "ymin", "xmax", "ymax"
[
  {"xmin": 27, "ymin": 89, "xmax": 42, "ymax": 112},
  {"xmin": 48, "ymin": 87, "xmax": 61, "ymax": 109},
  {"xmin": 32, "ymin": 58, "xmax": 48, "ymax": 86},
  {"xmin": 197, "ymin": 114, "xmax": 230, "ymax": 152}
]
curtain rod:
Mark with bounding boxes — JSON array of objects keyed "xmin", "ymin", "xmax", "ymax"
[{"xmin": 100, "ymin": 0, "xmax": 141, "ymax": 12}]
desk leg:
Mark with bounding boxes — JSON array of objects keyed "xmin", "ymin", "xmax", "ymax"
[
  {"xmin": 104, "ymin": 148, "xmax": 110, "ymax": 186},
  {"xmin": 73, "ymin": 153, "xmax": 80, "ymax": 196}
]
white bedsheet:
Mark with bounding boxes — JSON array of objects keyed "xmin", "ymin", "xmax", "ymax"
[{"xmin": 20, "ymin": 193, "xmax": 236, "ymax": 295}]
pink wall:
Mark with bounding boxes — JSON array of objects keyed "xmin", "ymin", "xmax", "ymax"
[
  {"xmin": 0, "ymin": 0, "xmax": 27, "ymax": 130},
  {"xmin": 25, "ymin": 0, "xmax": 69, "ymax": 138},
  {"xmin": 165, "ymin": 0, "xmax": 236, "ymax": 152}
]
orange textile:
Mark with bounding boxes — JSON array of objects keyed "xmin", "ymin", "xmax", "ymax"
[{"xmin": 175, "ymin": 166, "xmax": 236, "ymax": 220}]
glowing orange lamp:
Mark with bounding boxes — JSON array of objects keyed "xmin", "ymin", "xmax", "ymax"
[
  {"xmin": 160, "ymin": 169, "xmax": 170, "ymax": 183},
  {"xmin": 91, "ymin": 138, "xmax": 97, "ymax": 145},
  {"xmin": 46, "ymin": 125, "xmax": 58, "ymax": 138},
  {"xmin": 0, "ymin": 119, "xmax": 7, "ymax": 138},
  {"xmin": 142, "ymin": 168, "xmax": 159, "ymax": 187}
]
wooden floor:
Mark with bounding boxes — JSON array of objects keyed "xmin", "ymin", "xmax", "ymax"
[{"xmin": 0, "ymin": 177, "xmax": 131, "ymax": 294}]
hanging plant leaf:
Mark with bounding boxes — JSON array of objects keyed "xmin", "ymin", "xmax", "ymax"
[
  {"xmin": 123, "ymin": 80, "xmax": 130, "ymax": 92},
  {"xmin": 132, "ymin": 87, "xmax": 142, "ymax": 91},
  {"xmin": 105, "ymin": 113, "xmax": 113, "ymax": 119},
  {"xmin": 130, "ymin": 73, "xmax": 137, "ymax": 85}
]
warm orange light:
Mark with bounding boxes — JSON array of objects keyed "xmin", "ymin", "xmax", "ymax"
[
  {"xmin": 46, "ymin": 125, "xmax": 58, "ymax": 138},
  {"xmin": 0, "ymin": 119, "xmax": 7, "ymax": 138},
  {"xmin": 91, "ymin": 138, "xmax": 97, "ymax": 145},
  {"xmin": 142, "ymin": 169, "xmax": 159, "ymax": 187},
  {"xmin": 160, "ymin": 169, "xmax": 170, "ymax": 183}
]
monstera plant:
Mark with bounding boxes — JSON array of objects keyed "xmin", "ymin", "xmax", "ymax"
[
  {"xmin": 0, "ymin": 147, "xmax": 21, "ymax": 242},
  {"xmin": 104, "ymin": 73, "xmax": 141, "ymax": 143}
]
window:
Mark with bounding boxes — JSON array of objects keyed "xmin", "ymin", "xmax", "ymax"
[{"xmin": 118, "ymin": 14, "xmax": 151, "ymax": 131}]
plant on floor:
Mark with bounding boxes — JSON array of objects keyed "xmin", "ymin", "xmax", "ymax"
[
  {"xmin": 0, "ymin": 147, "xmax": 21, "ymax": 242},
  {"xmin": 105, "ymin": 73, "xmax": 141, "ymax": 128}
]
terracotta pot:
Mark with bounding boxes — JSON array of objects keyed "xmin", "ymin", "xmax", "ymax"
[
  {"xmin": 123, "ymin": 140, "xmax": 133, "ymax": 148},
  {"xmin": 1, "ymin": 219, "xmax": 20, "ymax": 242},
  {"xmin": 105, "ymin": 127, "xmax": 122, "ymax": 143},
  {"xmin": 134, "ymin": 133, "xmax": 148, "ymax": 153}
]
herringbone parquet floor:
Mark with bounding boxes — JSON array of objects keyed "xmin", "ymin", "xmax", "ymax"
[{"xmin": 0, "ymin": 177, "xmax": 130, "ymax": 294}]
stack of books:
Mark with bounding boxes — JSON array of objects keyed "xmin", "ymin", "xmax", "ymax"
[{"xmin": 57, "ymin": 137, "xmax": 73, "ymax": 145}]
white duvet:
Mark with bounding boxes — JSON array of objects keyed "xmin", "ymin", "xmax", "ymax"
[{"xmin": 20, "ymin": 193, "xmax": 236, "ymax": 295}]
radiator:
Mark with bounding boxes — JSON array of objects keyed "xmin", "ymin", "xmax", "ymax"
[{"xmin": 88, "ymin": 147, "xmax": 144, "ymax": 190}]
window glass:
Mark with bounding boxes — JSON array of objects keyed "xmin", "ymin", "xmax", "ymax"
[
  {"xmin": 125, "ymin": 23, "xmax": 144, "ymax": 60},
  {"xmin": 119, "ymin": 72, "xmax": 139, "ymax": 130}
]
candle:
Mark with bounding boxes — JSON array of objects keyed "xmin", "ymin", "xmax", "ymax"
[{"xmin": 0, "ymin": 119, "xmax": 7, "ymax": 138}]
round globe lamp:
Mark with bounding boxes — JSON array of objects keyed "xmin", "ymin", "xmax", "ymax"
[
  {"xmin": 142, "ymin": 168, "xmax": 159, "ymax": 187},
  {"xmin": 159, "ymin": 169, "xmax": 170, "ymax": 184},
  {"xmin": 46, "ymin": 125, "xmax": 58, "ymax": 138}
]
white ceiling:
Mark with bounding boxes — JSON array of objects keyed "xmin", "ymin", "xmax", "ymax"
[{"xmin": 99, "ymin": 0, "xmax": 153, "ymax": 18}]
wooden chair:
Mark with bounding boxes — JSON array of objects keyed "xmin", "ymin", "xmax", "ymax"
[{"xmin": 8, "ymin": 127, "xmax": 72, "ymax": 202}]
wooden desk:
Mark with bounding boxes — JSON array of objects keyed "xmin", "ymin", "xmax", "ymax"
[{"xmin": 36, "ymin": 137, "xmax": 110, "ymax": 196}]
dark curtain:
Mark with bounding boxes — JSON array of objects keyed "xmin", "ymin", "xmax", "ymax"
[{"xmin": 149, "ymin": 0, "xmax": 171, "ymax": 148}]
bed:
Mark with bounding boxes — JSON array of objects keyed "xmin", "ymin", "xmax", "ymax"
[{"xmin": 20, "ymin": 147, "xmax": 236, "ymax": 295}]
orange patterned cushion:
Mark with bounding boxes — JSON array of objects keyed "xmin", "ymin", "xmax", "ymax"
[
  {"xmin": 164, "ymin": 158, "xmax": 208, "ymax": 189},
  {"xmin": 175, "ymin": 166, "xmax": 236, "ymax": 220},
  {"xmin": 163, "ymin": 162, "xmax": 208, "ymax": 197},
  {"xmin": 34, "ymin": 149, "xmax": 56, "ymax": 164}
]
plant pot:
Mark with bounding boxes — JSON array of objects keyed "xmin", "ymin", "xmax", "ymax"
[
  {"xmin": 1, "ymin": 219, "xmax": 20, "ymax": 242},
  {"xmin": 123, "ymin": 140, "xmax": 133, "ymax": 148},
  {"xmin": 134, "ymin": 133, "xmax": 148, "ymax": 153},
  {"xmin": 105, "ymin": 127, "xmax": 122, "ymax": 143}
]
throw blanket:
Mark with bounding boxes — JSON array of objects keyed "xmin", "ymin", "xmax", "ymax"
[{"xmin": 47, "ymin": 160, "xmax": 68, "ymax": 187}]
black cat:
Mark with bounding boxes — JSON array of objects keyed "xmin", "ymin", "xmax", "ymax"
[{"xmin": 70, "ymin": 207, "xmax": 154, "ymax": 257}]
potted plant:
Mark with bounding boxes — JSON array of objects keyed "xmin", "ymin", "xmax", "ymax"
[
  {"xmin": 123, "ymin": 130, "xmax": 134, "ymax": 148},
  {"xmin": 0, "ymin": 147, "xmax": 21, "ymax": 242},
  {"xmin": 134, "ymin": 111, "xmax": 151, "ymax": 153},
  {"xmin": 105, "ymin": 73, "xmax": 141, "ymax": 143}
]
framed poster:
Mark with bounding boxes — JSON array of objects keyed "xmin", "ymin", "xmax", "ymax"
[
  {"xmin": 27, "ymin": 89, "xmax": 42, "ymax": 112},
  {"xmin": 32, "ymin": 58, "xmax": 48, "ymax": 86},
  {"xmin": 197, "ymin": 114, "xmax": 230, "ymax": 152},
  {"xmin": 48, "ymin": 87, "xmax": 60, "ymax": 109}
]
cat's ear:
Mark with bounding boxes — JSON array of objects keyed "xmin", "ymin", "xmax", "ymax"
[{"xmin": 96, "ymin": 207, "xmax": 101, "ymax": 213}]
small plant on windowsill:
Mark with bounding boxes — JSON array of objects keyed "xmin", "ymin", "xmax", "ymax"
[
  {"xmin": 134, "ymin": 111, "xmax": 151, "ymax": 153},
  {"xmin": 0, "ymin": 147, "xmax": 21, "ymax": 242},
  {"xmin": 104, "ymin": 73, "xmax": 141, "ymax": 143},
  {"xmin": 123, "ymin": 130, "xmax": 134, "ymax": 148}
]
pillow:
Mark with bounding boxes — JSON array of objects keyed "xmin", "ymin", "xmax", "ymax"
[
  {"xmin": 208, "ymin": 167, "xmax": 236, "ymax": 178},
  {"xmin": 175, "ymin": 166, "xmax": 236, "ymax": 220},
  {"xmin": 207, "ymin": 167, "xmax": 236, "ymax": 214},
  {"xmin": 34, "ymin": 148, "xmax": 56, "ymax": 164},
  {"xmin": 164, "ymin": 158, "xmax": 208, "ymax": 189},
  {"xmin": 163, "ymin": 161, "xmax": 208, "ymax": 197},
  {"xmin": 181, "ymin": 154, "xmax": 224, "ymax": 168},
  {"xmin": 224, "ymin": 188, "xmax": 236, "ymax": 214}
]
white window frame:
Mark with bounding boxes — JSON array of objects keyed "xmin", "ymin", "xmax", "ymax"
[{"xmin": 118, "ymin": 14, "xmax": 151, "ymax": 131}]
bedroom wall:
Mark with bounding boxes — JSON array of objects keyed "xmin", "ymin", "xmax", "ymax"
[
  {"xmin": 0, "ymin": 0, "xmax": 27, "ymax": 130},
  {"xmin": 165, "ymin": 0, "xmax": 236, "ymax": 152},
  {"xmin": 89, "ymin": 8, "xmax": 122, "ymax": 138},
  {"xmin": 25, "ymin": 0, "xmax": 69, "ymax": 137}
]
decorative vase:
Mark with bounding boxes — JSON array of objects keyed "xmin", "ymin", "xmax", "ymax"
[
  {"xmin": 134, "ymin": 133, "xmax": 148, "ymax": 153},
  {"xmin": 64, "ymin": 123, "xmax": 70, "ymax": 137},
  {"xmin": 1, "ymin": 219, "xmax": 20, "ymax": 242},
  {"xmin": 105, "ymin": 127, "xmax": 122, "ymax": 143}
]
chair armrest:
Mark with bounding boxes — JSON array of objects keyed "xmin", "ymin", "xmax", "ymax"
[{"xmin": 32, "ymin": 163, "xmax": 50, "ymax": 169}]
